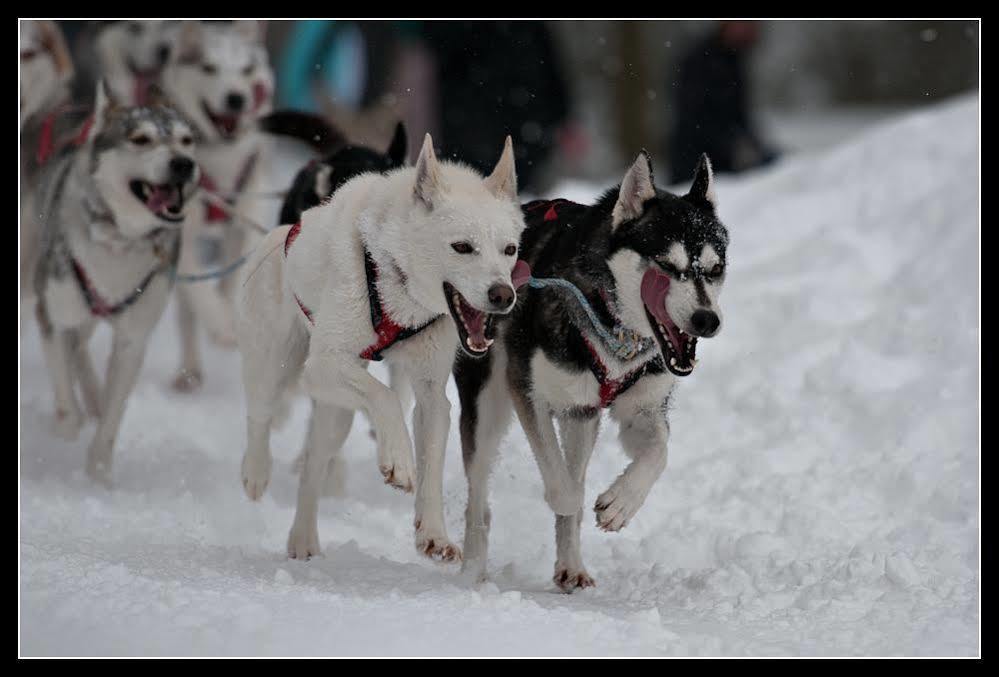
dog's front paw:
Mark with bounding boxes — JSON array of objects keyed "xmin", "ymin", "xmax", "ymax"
[
  {"xmin": 52, "ymin": 407, "xmax": 83, "ymax": 440},
  {"xmin": 594, "ymin": 482, "xmax": 643, "ymax": 532},
  {"xmin": 85, "ymin": 445, "xmax": 113, "ymax": 488},
  {"xmin": 544, "ymin": 484, "xmax": 584, "ymax": 516},
  {"xmin": 415, "ymin": 525, "xmax": 463, "ymax": 563},
  {"xmin": 241, "ymin": 450, "xmax": 271, "ymax": 501},
  {"xmin": 554, "ymin": 565, "xmax": 596, "ymax": 593},
  {"xmin": 287, "ymin": 523, "xmax": 321, "ymax": 560}
]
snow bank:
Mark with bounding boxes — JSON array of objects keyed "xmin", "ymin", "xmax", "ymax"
[{"xmin": 19, "ymin": 95, "xmax": 979, "ymax": 656}]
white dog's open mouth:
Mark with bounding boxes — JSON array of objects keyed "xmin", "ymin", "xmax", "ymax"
[
  {"xmin": 201, "ymin": 101, "xmax": 240, "ymax": 140},
  {"xmin": 129, "ymin": 179, "xmax": 186, "ymax": 222},
  {"xmin": 641, "ymin": 268, "xmax": 697, "ymax": 377},
  {"xmin": 444, "ymin": 282, "xmax": 497, "ymax": 357}
]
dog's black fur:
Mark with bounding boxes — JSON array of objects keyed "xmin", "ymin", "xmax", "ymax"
[{"xmin": 276, "ymin": 121, "xmax": 407, "ymax": 225}]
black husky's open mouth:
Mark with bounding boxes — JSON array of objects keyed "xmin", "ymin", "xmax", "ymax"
[
  {"xmin": 444, "ymin": 282, "xmax": 497, "ymax": 357},
  {"xmin": 129, "ymin": 179, "xmax": 186, "ymax": 222},
  {"xmin": 201, "ymin": 101, "xmax": 240, "ymax": 140},
  {"xmin": 644, "ymin": 306, "xmax": 697, "ymax": 376},
  {"xmin": 641, "ymin": 268, "xmax": 697, "ymax": 377}
]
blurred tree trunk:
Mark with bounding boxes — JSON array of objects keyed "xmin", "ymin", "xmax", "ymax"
[{"xmin": 614, "ymin": 22, "xmax": 650, "ymax": 158}]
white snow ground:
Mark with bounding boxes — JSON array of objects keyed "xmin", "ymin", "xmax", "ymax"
[{"xmin": 19, "ymin": 96, "xmax": 979, "ymax": 657}]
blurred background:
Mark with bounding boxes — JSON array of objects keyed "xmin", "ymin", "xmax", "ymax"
[
  {"xmin": 53, "ymin": 19, "xmax": 979, "ymax": 193},
  {"xmin": 262, "ymin": 20, "xmax": 978, "ymax": 190}
]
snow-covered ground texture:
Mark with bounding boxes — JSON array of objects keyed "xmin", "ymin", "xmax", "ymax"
[{"xmin": 20, "ymin": 95, "xmax": 979, "ymax": 657}]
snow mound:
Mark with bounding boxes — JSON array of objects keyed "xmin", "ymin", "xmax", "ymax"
[{"xmin": 20, "ymin": 96, "xmax": 978, "ymax": 656}]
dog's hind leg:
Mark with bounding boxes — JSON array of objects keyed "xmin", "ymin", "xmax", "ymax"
[
  {"xmin": 172, "ymin": 287, "xmax": 203, "ymax": 392},
  {"xmin": 85, "ymin": 328, "xmax": 150, "ymax": 486},
  {"xmin": 411, "ymin": 375, "xmax": 460, "ymax": 562},
  {"xmin": 595, "ymin": 400, "xmax": 670, "ymax": 532},
  {"xmin": 553, "ymin": 413, "xmax": 600, "ymax": 592},
  {"xmin": 73, "ymin": 321, "xmax": 102, "ymax": 419},
  {"xmin": 287, "ymin": 400, "xmax": 354, "ymax": 559},
  {"xmin": 456, "ymin": 350, "xmax": 511, "ymax": 581},
  {"xmin": 508, "ymin": 362, "xmax": 583, "ymax": 517}
]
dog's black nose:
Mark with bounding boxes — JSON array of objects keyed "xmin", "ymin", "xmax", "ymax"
[
  {"xmin": 156, "ymin": 44, "xmax": 171, "ymax": 65},
  {"xmin": 690, "ymin": 309, "xmax": 720, "ymax": 337},
  {"xmin": 488, "ymin": 284, "xmax": 515, "ymax": 311},
  {"xmin": 169, "ymin": 156, "xmax": 196, "ymax": 182},
  {"xmin": 226, "ymin": 92, "xmax": 245, "ymax": 112}
]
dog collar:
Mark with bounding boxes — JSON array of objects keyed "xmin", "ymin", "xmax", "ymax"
[{"xmin": 284, "ymin": 221, "xmax": 442, "ymax": 361}]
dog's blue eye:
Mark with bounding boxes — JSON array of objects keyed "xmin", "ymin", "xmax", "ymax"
[{"xmin": 451, "ymin": 242, "xmax": 474, "ymax": 254}]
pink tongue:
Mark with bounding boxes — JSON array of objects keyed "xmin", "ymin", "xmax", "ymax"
[
  {"xmin": 219, "ymin": 115, "xmax": 238, "ymax": 135},
  {"xmin": 512, "ymin": 260, "xmax": 532, "ymax": 288},
  {"xmin": 133, "ymin": 72, "xmax": 156, "ymax": 105},
  {"xmin": 147, "ymin": 186, "xmax": 173, "ymax": 212},
  {"xmin": 641, "ymin": 268, "xmax": 671, "ymax": 325},
  {"xmin": 252, "ymin": 81, "xmax": 271, "ymax": 111},
  {"xmin": 463, "ymin": 304, "xmax": 485, "ymax": 337}
]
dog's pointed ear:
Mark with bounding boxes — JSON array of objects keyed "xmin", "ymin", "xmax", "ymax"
[
  {"xmin": 387, "ymin": 121, "xmax": 407, "ymax": 167},
  {"xmin": 36, "ymin": 20, "xmax": 74, "ymax": 79},
  {"xmin": 685, "ymin": 153, "xmax": 716, "ymax": 210},
  {"xmin": 414, "ymin": 133, "xmax": 441, "ymax": 209},
  {"xmin": 235, "ymin": 20, "xmax": 266, "ymax": 44},
  {"xmin": 484, "ymin": 135, "xmax": 518, "ymax": 202},
  {"xmin": 612, "ymin": 150, "xmax": 655, "ymax": 228},
  {"xmin": 176, "ymin": 21, "xmax": 203, "ymax": 63},
  {"xmin": 89, "ymin": 79, "xmax": 118, "ymax": 140}
]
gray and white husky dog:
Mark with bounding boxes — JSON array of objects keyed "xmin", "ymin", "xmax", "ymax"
[
  {"xmin": 454, "ymin": 152, "xmax": 728, "ymax": 590},
  {"xmin": 33, "ymin": 82, "xmax": 200, "ymax": 485},
  {"xmin": 21, "ymin": 20, "xmax": 76, "ymax": 303},
  {"xmin": 238, "ymin": 134, "xmax": 524, "ymax": 562},
  {"xmin": 159, "ymin": 20, "xmax": 274, "ymax": 391}
]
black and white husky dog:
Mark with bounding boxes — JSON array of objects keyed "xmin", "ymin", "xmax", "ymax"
[{"xmin": 455, "ymin": 152, "xmax": 728, "ymax": 590}]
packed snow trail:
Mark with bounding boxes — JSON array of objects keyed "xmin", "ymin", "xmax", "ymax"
[{"xmin": 20, "ymin": 96, "xmax": 979, "ymax": 656}]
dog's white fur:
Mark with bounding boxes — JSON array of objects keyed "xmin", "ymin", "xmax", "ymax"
[
  {"xmin": 238, "ymin": 134, "xmax": 524, "ymax": 561},
  {"xmin": 160, "ymin": 20, "xmax": 275, "ymax": 391},
  {"xmin": 35, "ymin": 83, "xmax": 199, "ymax": 485}
]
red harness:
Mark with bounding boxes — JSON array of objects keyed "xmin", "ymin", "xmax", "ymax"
[
  {"xmin": 284, "ymin": 222, "xmax": 440, "ymax": 361},
  {"xmin": 198, "ymin": 152, "xmax": 259, "ymax": 224},
  {"xmin": 35, "ymin": 109, "xmax": 93, "ymax": 166}
]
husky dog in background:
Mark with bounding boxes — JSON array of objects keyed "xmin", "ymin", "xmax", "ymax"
[
  {"xmin": 455, "ymin": 152, "xmax": 728, "ymax": 590},
  {"xmin": 73, "ymin": 21, "xmax": 180, "ymax": 106},
  {"xmin": 33, "ymin": 82, "xmax": 200, "ymax": 485},
  {"xmin": 160, "ymin": 20, "xmax": 275, "ymax": 391},
  {"xmin": 238, "ymin": 134, "xmax": 524, "ymax": 562},
  {"xmin": 21, "ymin": 20, "xmax": 76, "ymax": 303},
  {"xmin": 275, "ymin": 120, "xmax": 407, "ymax": 225}
]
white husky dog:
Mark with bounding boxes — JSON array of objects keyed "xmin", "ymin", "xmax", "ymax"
[
  {"xmin": 238, "ymin": 134, "xmax": 525, "ymax": 561},
  {"xmin": 160, "ymin": 20, "xmax": 274, "ymax": 391},
  {"xmin": 77, "ymin": 21, "xmax": 181, "ymax": 106}
]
